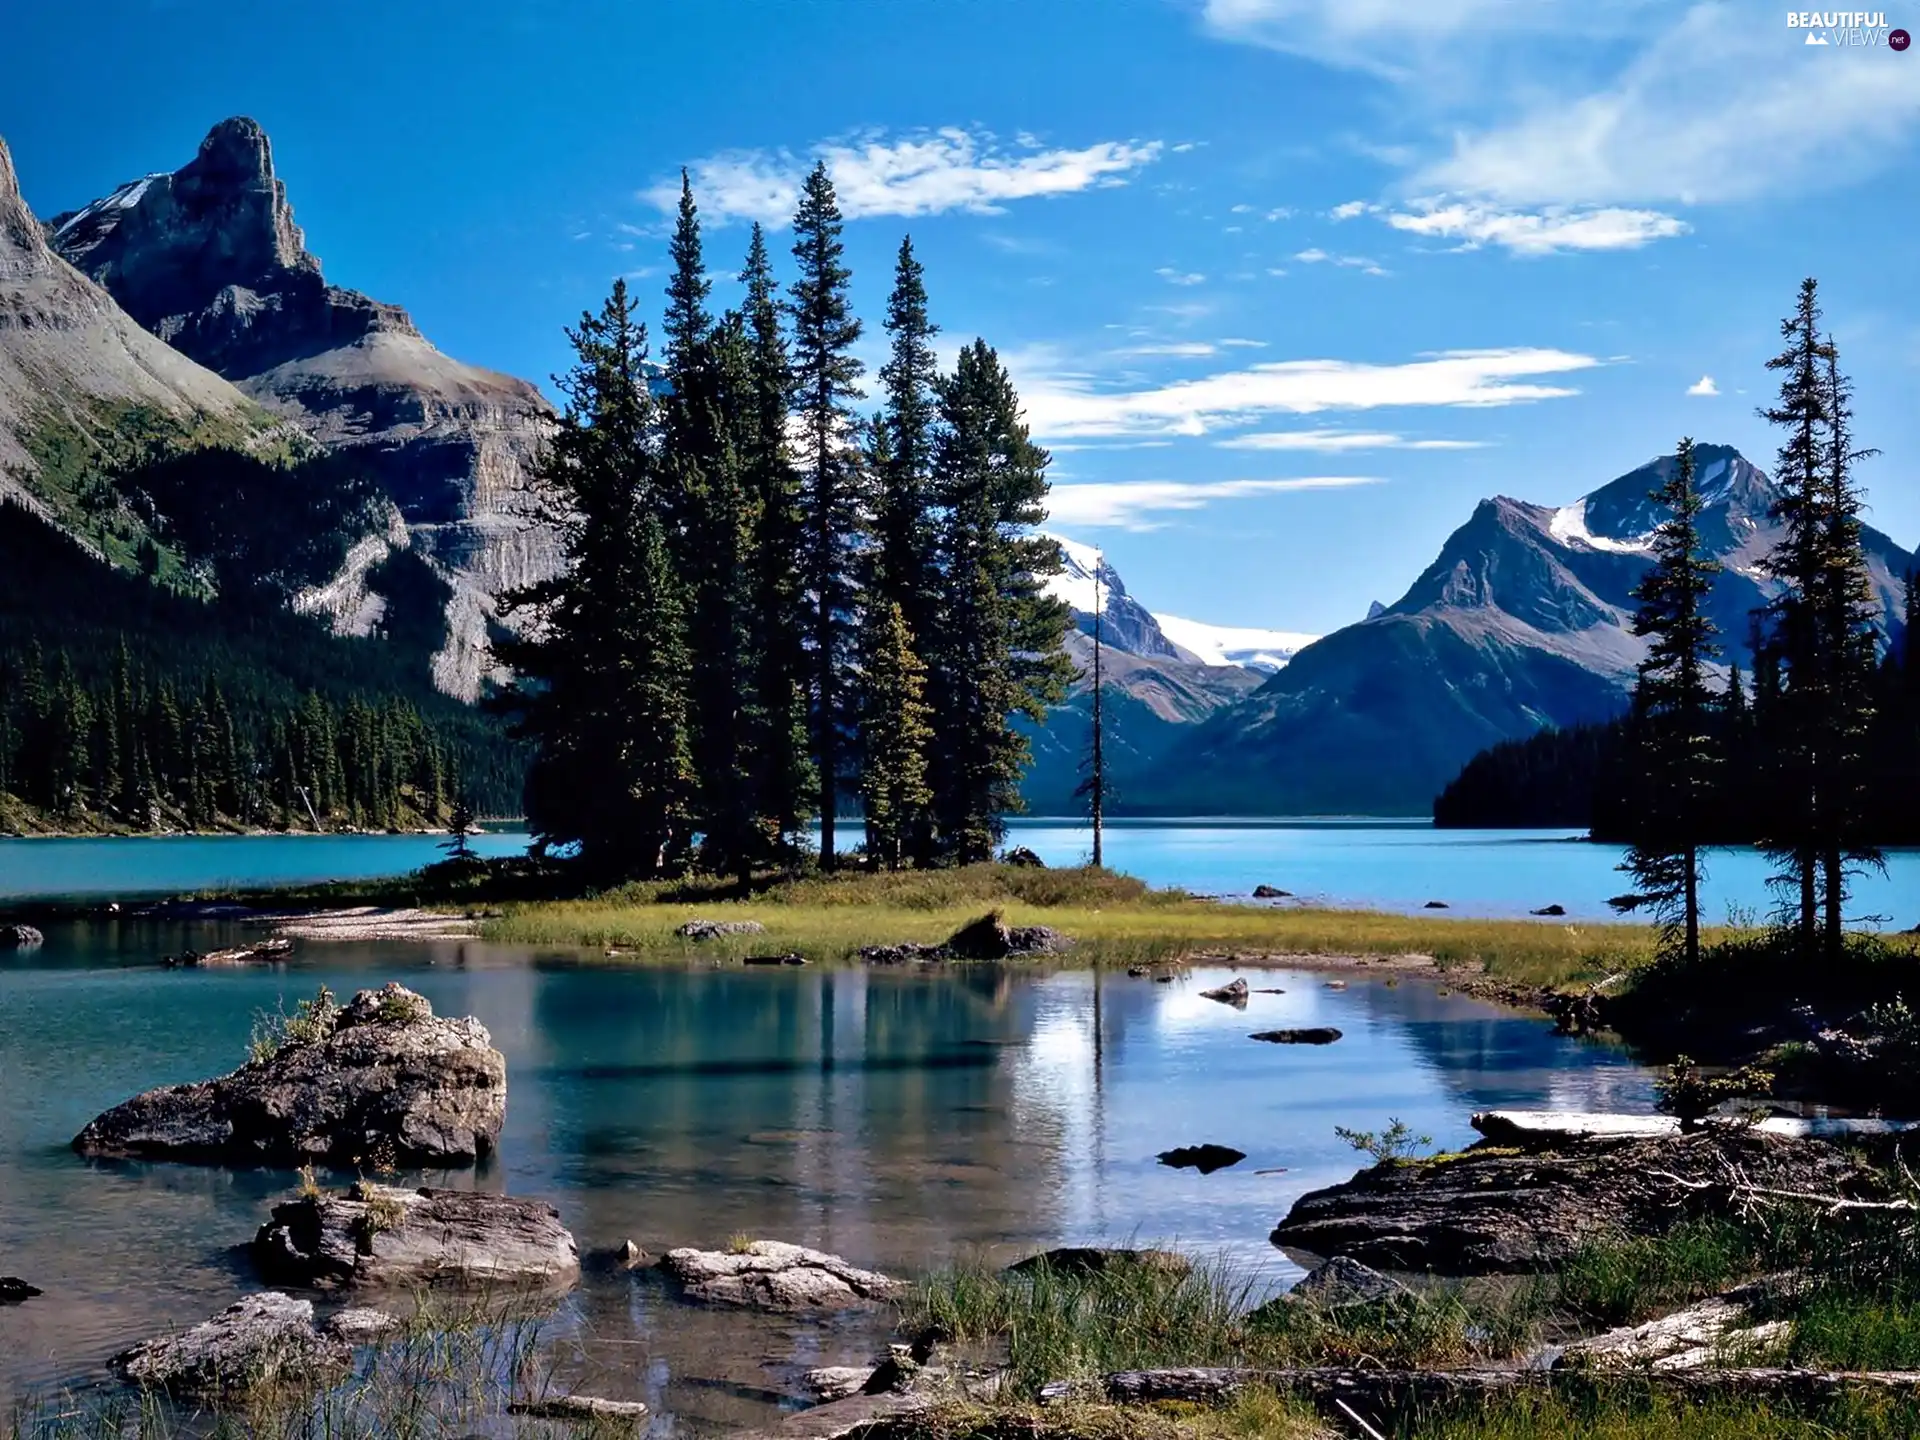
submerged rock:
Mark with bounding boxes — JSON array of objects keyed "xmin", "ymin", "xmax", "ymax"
[
  {"xmin": 676, "ymin": 919, "xmax": 767, "ymax": 940},
  {"xmin": 323, "ymin": 1306, "xmax": 401, "ymax": 1342},
  {"xmin": 743, "ymin": 952, "xmax": 808, "ymax": 967},
  {"xmin": 73, "ymin": 982, "xmax": 505, "ymax": 1166},
  {"xmin": 0, "ymin": 1277, "xmax": 42, "ymax": 1303},
  {"xmin": 1271, "ymin": 1130, "xmax": 1882, "ymax": 1274},
  {"xmin": 1002, "ymin": 846, "xmax": 1046, "ymax": 869},
  {"xmin": 805, "ymin": 1366, "xmax": 877, "ymax": 1402},
  {"xmin": 1285, "ymin": 1256, "xmax": 1408, "ymax": 1309},
  {"xmin": 254, "ymin": 1182, "xmax": 579, "ymax": 1290},
  {"xmin": 1200, "ymin": 978, "xmax": 1250, "ymax": 1007},
  {"xmin": 111, "ymin": 1292, "xmax": 350, "ymax": 1396},
  {"xmin": 165, "ymin": 937, "xmax": 295, "ymax": 968},
  {"xmin": 1530, "ymin": 904, "xmax": 1568, "ymax": 917},
  {"xmin": 0, "ymin": 923, "xmax": 43, "ymax": 948},
  {"xmin": 662, "ymin": 1241, "xmax": 899, "ymax": 1310},
  {"xmin": 1250, "ymin": 1028, "xmax": 1343, "ymax": 1045},
  {"xmin": 1423, "ymin": 901, "xmax": 1450, "ymax": 910},
  {"xmin": 1158, "ymin": 1144, "xmax": 1246, "ymax": 1175},
  {"xmin": 1252, "ymin": 885, "xmax": 1292, "ymax": 899},
  {"xmin": 1005, "ymin": 1247, "xmax": 1191, "ymax": 1279}
]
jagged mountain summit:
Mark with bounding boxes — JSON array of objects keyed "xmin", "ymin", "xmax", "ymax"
[
  {"xmin": 49, "ymin": 118, "xmax": 557, "ymax": 699},
  {"xmin": 1133, "ymin": 444, "xmax": 1914, "ymax": 816},
  {"xmin": 0, "ymin": 135, "xmax": 275, "ymax": 520}
]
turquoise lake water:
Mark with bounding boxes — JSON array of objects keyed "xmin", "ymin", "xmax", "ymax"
[
  {"xmin": 0, "ymin": 934, "xmax": 1654, "ymax": 1425},
  {"xmin": 2, "ymin": 821, "xmax": 1913, "ymax": 926}
]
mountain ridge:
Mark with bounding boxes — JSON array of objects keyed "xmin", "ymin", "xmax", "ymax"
[
  {"xmin": 48, "ymin": 118, "xmax": 559, "ymax": 700},
  {"xmin": 1126, "ymin": 443, "xmax": 1913, "ymax": 816}
]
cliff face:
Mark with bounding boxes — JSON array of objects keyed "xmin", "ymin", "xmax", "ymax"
[
  {"xmin": 0, "ymin": 134, "xmax": 278, "ymax": 523},
  {"xmin": 50, "ymin": 118, "xmax": 557, "ymax": 698}
]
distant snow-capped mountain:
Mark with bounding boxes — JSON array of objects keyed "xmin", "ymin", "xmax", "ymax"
[
  {"xmin": 1152, "ymin": 614, "xmax": 1320, "ymax": 674},
  {"xmin": 1041, "ymin": 533, "xmax": 1314, "ymax": 672}
]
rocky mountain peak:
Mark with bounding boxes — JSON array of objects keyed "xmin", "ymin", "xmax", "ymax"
[
  {"xmin": 174, "ymin": 116, "xmax": 318, "ymax": 277},
  {"xmin": 0, "ymin": 137, "xmax": 53, "ymax": 281}
]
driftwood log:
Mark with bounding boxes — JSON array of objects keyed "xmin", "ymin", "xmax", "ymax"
[{"xmin": 1040, "ymin": 1366, "xmax": 1920, "ymax": 1410}]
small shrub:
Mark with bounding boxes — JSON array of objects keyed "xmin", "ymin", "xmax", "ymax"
[
  {"xmin": 377, "ymin": 989, "xmax": 427, "ymax": 1026},
  {"xmin": 354, "ymin": 1190, "xmax": 408, "ymax": 1248},
  {"xmin": 1334, "ymin": 1118, "xmax": 1433, "ymax": 1165},
  {"xmin": 726, "ymin": 1233, "xmax": 755, "ymax": 1255},
  {"xmin": 246, "ymin": 985, "xmax": 340, "ymax": 1064},
  {"xmin": 1653, "ymin": 1055, "xmax": 1774, "ymax": 1131},
  {"xmin": 296, "ymin": 1163, "xmax": 321, "ymax": 1201}
]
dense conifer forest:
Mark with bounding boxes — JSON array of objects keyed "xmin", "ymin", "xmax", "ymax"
[
  {"xmin": 0, "ymin": 501, "xmax": 525, "ymax": 831},
  {"xmin": 495, "ymin": 165, "xmax": 1072, "ymax": 880}
]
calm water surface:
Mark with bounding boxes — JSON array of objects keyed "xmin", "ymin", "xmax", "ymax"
[
  {"xmin": 0, "ymin": 931, "xmax": 1655, "ymax": 1426},
  {"xmin": 3, "ymin": 822, "xmax": 1914, "ymax": 925}
]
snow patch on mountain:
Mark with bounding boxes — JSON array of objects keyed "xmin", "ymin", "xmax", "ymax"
[
  {"xmin": 1153, "ymin": 614, "xmax": 1320, "ymax": 673},
  {"xmin": 1044, "ymin": 533, "xmax": 1110, "ymax": 614},
  {"xmin": 1548, "ymin": 497, "xmax": 1653, "ymax": 555}
]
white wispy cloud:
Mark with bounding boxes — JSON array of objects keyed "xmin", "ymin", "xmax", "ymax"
[
  {"xmin": 1293, "ymin": 247, "xmax": 1387, "ymax": 275},
  {"xmin": 1382, "ymin": 199, "xmax": 1689, "ymax": 254},
  {"xmin": 1009, "ymin": 345, "xmax": 1599, "ymax": 440},
  {"xmin": 1219, "ymin": 337, "xmax": 1269, "ymax": 349},
  {"xmin": 1046, "ymin": 476, "xmax": 1381, "ymax": 530},
  {"xmin": 1115, "ymin": 341, "xmax": 1219, "ymax": 357},
  {"xmin": 1687, "ymin": 374, "xmax": 1719, "ymax": 396},
  {"xmin": 1329, "ymin": 199, "xmax": 1370, "ymax": 220},
  {"xmin": 1204, "ymin": 1, "xmax": 1920, "ymax": 225},
  {"xmin": 648, "ymin": 128, "xmax": 1163, "ymax": 226},
  {"xmin": 1418, "ymin": 8, "xmax": 1920, "ymax": 207},
  {"xmin": 1157, "ymin": 268, "xmax": 1209, "ymax": 286},
  {"xmin": 1217, "ymin": 428, "xmax": 1487, "ymax": 452}
]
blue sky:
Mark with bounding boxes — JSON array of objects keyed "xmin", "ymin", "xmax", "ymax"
[{"xmin": 6, "ymin": 0, "xmax": 1918, "ymax": 635}]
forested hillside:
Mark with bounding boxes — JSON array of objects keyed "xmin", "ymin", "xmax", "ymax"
[{"xmin": 0, "ymin": 501, "xmax": 525, "ymax": 832}]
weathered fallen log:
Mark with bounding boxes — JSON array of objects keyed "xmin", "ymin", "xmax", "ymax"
[
  {"xmin": 1046, "ymin": 1364, "xmax": 1920, "ymax": 1409},
  {"xmin": 1473, "ymin": 1110, "xmax": 1920, "ymax": 1146},
  {"xmin": 508, "ymin": 1395, "xmax": 650, "ymax": 1422}
]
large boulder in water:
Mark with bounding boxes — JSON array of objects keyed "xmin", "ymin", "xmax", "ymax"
[
  {"xmin": 111, "ymin": 1292, "xmax": 350, "ymax": 1397},
  {"xmin": 73, "ymin": 982, "xmax": 505, "ymax": 1166},
  {"xmin": 1271, "ymin": 1130, "xmax": 1882, "ymax": 1274},
  {"xmin": 0, "ymin": 923, "xmax": 43, "ymax": 948},
  {"xmin": 661, "ymin": 1241, "xmax": 900, "ymax": 1310},
  {"xmin": 254, "ymin": 1181, "xmax": 579, "ymax": 1290}
]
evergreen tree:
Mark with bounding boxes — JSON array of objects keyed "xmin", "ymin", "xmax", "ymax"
[
  {"xmin": 1813, "ymin": 337, "xmax": 1885, "ymax": 955},
  {"xmin": 875, "ymin": 236, "xmax": 941, "ymax": 645},
  {"xmin": 740, "ymin": 223, "xmax": 814, "ymax": 862},
  {"xmin": 660, "ymin": 169, "xmax": 713, "ymax": 555},
  {"xmin": 857, "ymin": 599, "xmax": 934, "ymax": 871},
  {"xmin": 1075, "ymin": 553, "xmax": 1110, "ymax": 868},
  {"xmin": 686, "ymin": 312, "xmax": 759, "ymax": 878},
  {"xmin": 929, "ymin": 340, "xmax": 1074, "ymax": 862},
  {"xmin": 495, "ymin": 279, "xmax": 694, "ymax": 877},
  {"xmin": 787, "ymin": 163, "xmax": 867, "ymax": 869},
  {"xmin": 1757, "ymin": 278, "xmax": 1831, "ymax": 948},
  {"xmin": 442, "ymin": 793, "xmax": 477, "ymax": 859},
  {"xmin": 1609, "ymin": 438, "xmax": 1721, "ymax": 964}
]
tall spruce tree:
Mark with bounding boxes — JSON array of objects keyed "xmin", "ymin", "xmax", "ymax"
[
  {"xmin": 857, "ymin": 598, "xmax": 934, "ymax": 871},
  {"xmin": 740, "ymin": 223, "xmax": 814, "ymax": 862},
  {"xmin": 1609, "ymin": 438, "xmax": 1721, "ymax": 964},
  {"xmin": 1757, "ymin": 278, "xmax": 1831, "ymax": 948},
  {"xmin": 929, "ymin": 340, "xmax": 1074, "ymax": 862},
  {"xmin": 494, "ymin": 279, "xmax": 693, "ymax": 878},
  {"xmin": 1813, "ymin": 336, "xmax": 1886, "ymax": 955},
  {"xmin": 787, "ymin": 163, "xmax": 867, "ymax": 869},
  {"xmin": 661, "ymin": 177, "xmax": 759, "ymax": 876},
  {"xmin": 1075, "ymin": 555, "xmax": 1110, "ymax": 868},
  {"xmin": 875, "ymin": 236, "xmax": 941, "ymax": 644}
]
